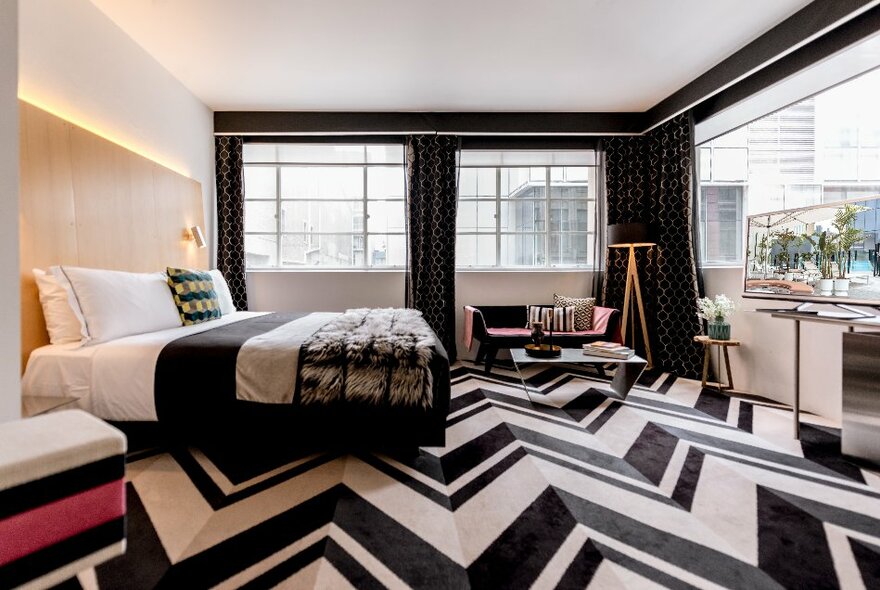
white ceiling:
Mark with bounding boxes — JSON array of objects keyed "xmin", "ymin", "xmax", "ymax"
[{"xmin": 88, "ymin": 0, "xmax": 814, "ymax": 112}]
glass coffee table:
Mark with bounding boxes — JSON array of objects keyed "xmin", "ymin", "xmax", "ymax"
[{"xmin": 510, "ymin": 347, "xmax": 648, "ymax": 407}]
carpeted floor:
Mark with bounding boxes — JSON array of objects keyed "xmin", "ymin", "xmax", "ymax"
[{"xmin": 65, "ymin": 361, "xmax": 880, "ymax": 589}]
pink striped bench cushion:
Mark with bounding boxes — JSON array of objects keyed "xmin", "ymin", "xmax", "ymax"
[
  {"xmin": 487, "ymin": 327, "xmax": 605, "ymax": 337},
  {"xmin": 0, "ymin": 410, "xmax": 127, "ymax": 589}
]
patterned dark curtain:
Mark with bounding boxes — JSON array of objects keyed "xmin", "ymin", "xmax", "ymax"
[
  {"xmin": 591, "ymin": 148, "xmax": 609, "ymax": 304},
  {"xmin": 215, "ymin": 136, "xmax": 249, "ymax": 311},
  {"xmin": 405, "ymin": 135, "xmax": 459, "ymax": 361},
  {"xmin": 603, "ymin": 113, "xmax": 704, "ymax": 378}
]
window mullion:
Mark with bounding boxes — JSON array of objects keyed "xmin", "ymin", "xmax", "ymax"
[
  {"xmin": 496, "ymin": 168, "xmax": 501, "ymax": 268},
  {"xmin": 545, "ymin": 166, "xmax": 551, "ymax": 268},
  {"xmin": 362, "ymin": 164, "xmax": 368, "ymax": 267},
  {"xmin": 275, "ymin": 166, "xmax": 282, "ymax": 266}
]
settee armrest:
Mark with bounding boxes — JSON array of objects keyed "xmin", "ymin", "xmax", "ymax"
[{"xmin": 592, "ymin": 307, "xmax": 622, "ymax": 342}]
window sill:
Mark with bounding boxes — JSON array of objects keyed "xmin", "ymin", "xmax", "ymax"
[
  {"xmin": 247, "ymin": 268, "xmax": 405, "ymax": 273},
  {"xmin": 455, "ymin": 267, "xmax": 593, "ymax": 273},
  {"xmin": 246, "ymin": 267, "xmax": 594, "ymax": 273}
]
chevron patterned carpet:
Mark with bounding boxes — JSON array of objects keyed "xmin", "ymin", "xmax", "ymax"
[{"xmin": 68, "ymin": 361, "xmax": 880, "ymax": 589}]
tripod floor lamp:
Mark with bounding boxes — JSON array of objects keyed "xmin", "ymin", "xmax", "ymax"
[{"xmin": 607, "ymin": 223, "xmax": 656, "ymax": 369}]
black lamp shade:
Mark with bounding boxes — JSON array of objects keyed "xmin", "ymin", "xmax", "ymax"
[{"xmin": 607, "ymin": 222, "xmax": 656, "ymax": 248}]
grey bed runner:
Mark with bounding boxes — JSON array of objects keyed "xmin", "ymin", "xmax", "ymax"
[{"xmin": 236, "ymin": 312, "xmax": 339, "ymax": 404}]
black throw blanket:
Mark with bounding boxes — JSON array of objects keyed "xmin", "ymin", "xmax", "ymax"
[
  {"xmin": 154, "ymin": 313, "xmax": 305, "ymax": 431},
  {"xmin": 153, "ymin": 313, "xmax": 450, "ymax": 447}
]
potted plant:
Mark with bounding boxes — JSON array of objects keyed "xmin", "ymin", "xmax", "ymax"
[
  {"xmin": 817, "ymin": 230, "xmax": 837, "ymax": 296},
  {"xmin": 774, "ymin": 228, "xmax": 797, "ymax": 275},
  {"xmin": 800, "ymin": 233, "xmax": 815, "ymax": 266},
  {"xmin": 756, "ymin": 233, "xmax": 772, "ymax": 278},
  {"xmin": 832, "ymin": 204, "xmax": 867, "ymax": 296},
  {"xmin": 697, "ymin": 294, "xmax": 735, "ymax": 340},
  {"xmin": 799, "ymin": 233, "xmax": 817, "ymax": 283}
]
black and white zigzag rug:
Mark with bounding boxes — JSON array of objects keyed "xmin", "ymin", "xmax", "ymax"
[{"xmin": 69, "ymin": 362, "xmax": 880, "ymax": 589}]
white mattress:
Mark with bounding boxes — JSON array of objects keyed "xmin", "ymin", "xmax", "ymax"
[{"xmin": 22, "ymin": 312, "xmax": 268, "ymax": 422}]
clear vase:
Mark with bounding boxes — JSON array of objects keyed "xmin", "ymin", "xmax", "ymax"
[{"xmin": 708, "ymin": 321, "xmax": 731, "ymax": 341}]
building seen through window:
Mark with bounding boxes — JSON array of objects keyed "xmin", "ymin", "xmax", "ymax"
[
  {"xmin": 242, "ymin": 144, "xmax": 405, "ymax": 268},
  {"xmin": 243, "ymin": 145, "xmax": 598, "ymax": 270},
  {"xmin": 699, "ymin": 68, "xmax": 880, "ymax": 265},
  {"xmin": 456, "ymin": 151, "xmax": 597, "ymax": 268}
]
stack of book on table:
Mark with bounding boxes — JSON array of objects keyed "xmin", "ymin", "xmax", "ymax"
[{"xmin": 582, "ymin": 341, "xmax": 635, "ymax": 359}]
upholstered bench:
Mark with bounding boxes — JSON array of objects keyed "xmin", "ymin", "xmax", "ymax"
[
  {"xmin": 0, "ymin": 410, "xmax": 127, "ymax": 589},
  {"xmin": 464, "ymin": 304, "xmax": 621, "ymax": 373}
]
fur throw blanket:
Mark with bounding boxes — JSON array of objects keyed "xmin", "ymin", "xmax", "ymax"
[{"xmin": 298, "ymin": 308, "xmax": 436, "ymax": 408}]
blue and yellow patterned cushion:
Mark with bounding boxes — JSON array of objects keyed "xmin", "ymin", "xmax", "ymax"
[{"xmin": 166, "ymin": 267, "xmax": 221, "ymax": 325}]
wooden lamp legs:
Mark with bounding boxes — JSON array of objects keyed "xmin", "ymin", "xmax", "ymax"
[{"xmin": 619, "ymin": 245, "xmax": 654, "ymax": 369}]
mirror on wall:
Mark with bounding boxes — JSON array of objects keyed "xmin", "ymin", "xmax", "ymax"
[{"xmin": 744, "ymin": 197, "xmax": 880, "ymax": 304}]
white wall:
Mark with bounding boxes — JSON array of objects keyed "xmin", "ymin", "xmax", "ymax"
[
  {"xmin": 247, "ymin": 270, "xmax": 594, "ymax": 360},
  {"xmin": 0, "ymin": 0, "xmax": 20, "ymax": 423},
  {"xmin": 702, "ymin": 267, "xmax": 846, "ymax": 422},
  {"xmin": 18, "ymin": 0, "xmax": 215, "ymax": 246},
  {"xmin": 248, "ymin": 271, "xmax": 406, "ymax": 312}
]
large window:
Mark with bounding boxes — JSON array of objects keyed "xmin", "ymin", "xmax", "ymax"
[
  {"xmin": 243, "ymin": 143, "xmax": 405, "ymax": 268},
  {"xmin": 243, "ymin": 144, "xmax": 598, "ymax": 270},
  {"xmin": 698, "ymin": 68, "xmax": 880, "ymax": 265},
  {"xmin": 456, "ymin": 150, "xmax": 598, "ymax": 268}
]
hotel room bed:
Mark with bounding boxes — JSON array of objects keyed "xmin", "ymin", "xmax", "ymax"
[{"xmin": 23, "ymin": 310, "xmax": 450, "ymax": 448}]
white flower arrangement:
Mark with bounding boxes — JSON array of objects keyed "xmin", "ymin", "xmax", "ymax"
[{"xmin": 697, "ymin": 294, "xmax": 735, "ymax": 323}]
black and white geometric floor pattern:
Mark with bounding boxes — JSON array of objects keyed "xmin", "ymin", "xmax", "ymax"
[{"xmin": 73, "ymin": 361, "xmax": 880, "ymax": 590}]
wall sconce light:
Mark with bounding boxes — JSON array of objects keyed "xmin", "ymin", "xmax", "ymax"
[{"xmin": 185, "ymin": 225, "xmax": 207, "ymax": 249}]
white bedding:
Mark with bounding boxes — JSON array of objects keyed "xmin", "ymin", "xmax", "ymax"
[{"xmin": 22, "ymin": 312, "xmax": 268, "ymax": 421}]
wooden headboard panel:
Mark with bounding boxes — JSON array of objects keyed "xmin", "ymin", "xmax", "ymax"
[{"xmin": 19, "ymin": 101, "xmax": 208, "ymax": 369}]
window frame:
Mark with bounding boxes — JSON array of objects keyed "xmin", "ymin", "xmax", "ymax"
[
  {"xmin": 699, "ymin": 183, "xmax": 746, "ymax": 266},
  {"xmin": 243, "ymin": 145, "xmax": 406, "ymax": 270},
  {"xmin": 455, "ymin": 161, "xmax": 597, "ymax": 269}
]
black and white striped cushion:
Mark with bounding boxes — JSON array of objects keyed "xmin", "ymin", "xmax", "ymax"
[
  {"xmin": 525, "ymin": 305, "xmax": 576, "ymax": 332},
  {"xmin": 544, "ymin": 306, "xmax": 575, "ymax": 332},
  {"xmin": 526, "ymin": 305, "xmax": 547, "ymax": 329}
]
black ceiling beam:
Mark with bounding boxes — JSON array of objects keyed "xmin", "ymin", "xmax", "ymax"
[
  {"xmin": 693, "ymin": 4, "xmax": 880, "ymax": 125},
  {"xmin": 641, "ymin": 0, "xmax": 878, "ymax": 132},
  {"xmin": 214, "ymin": 111, "xmax": 644, "ymax": 136},
  {"xmin": 215, "ymin": 111, "xmax": 433, "ymax": 135}
]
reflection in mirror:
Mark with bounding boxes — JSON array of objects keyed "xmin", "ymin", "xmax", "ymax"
[{"xmin": 744, "ymin": 197, "xmax": 880, "ymax": 302}]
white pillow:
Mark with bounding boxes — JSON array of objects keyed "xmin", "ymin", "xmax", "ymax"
[
  {"xmin": 59, "ymin": 266, "xmax": 183, "ymax": 345},
  {"xmin": 32, "ymin": 269, "xmax": 86, "ymax": 345},
  {"xmin": 48, "ymin": 266, "xmax": 92, "ymax": 342},
  {"xmin": 209, "ymin": 269, "xmax": 236, "ymax": 315}
]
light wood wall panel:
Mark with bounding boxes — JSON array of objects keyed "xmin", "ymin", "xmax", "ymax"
[{"xmin": 19, "ymin": 101, "xmax": 207, "ymax": 369}]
